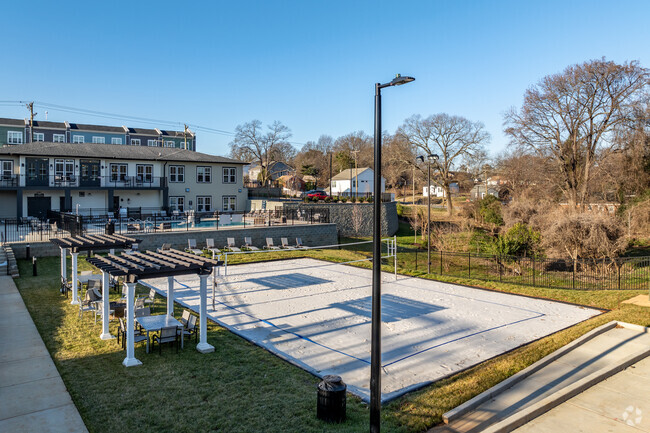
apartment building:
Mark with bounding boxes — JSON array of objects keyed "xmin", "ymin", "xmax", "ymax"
[
  {"xmin": 0, "ymin": 118, "xmax": 196, "ymax": 150},
  {"xmin": 0, "ymin": 142, "xmax": 246, "ymax": 219}
]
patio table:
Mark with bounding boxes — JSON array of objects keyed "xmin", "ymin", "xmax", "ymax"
[
  {"xmin": 78, "ymin": 274, "xmax": 102, "ymax": 285},
  {"xmin": 135, "ymin": 315, "xmax": 184, "ymax": 353}
]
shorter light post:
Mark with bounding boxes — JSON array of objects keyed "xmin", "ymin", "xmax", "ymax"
[{"xmin": 416, "ymin": 154, "xmax": 438, "ymax": 274}]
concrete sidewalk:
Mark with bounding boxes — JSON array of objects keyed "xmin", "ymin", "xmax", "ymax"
[
  {"xmin": 0, "ymin": 276, "xmax": 88, "ymax": 432},
  {"xmin": 432, "ymin": 322, "xmax": 650, "ymax": 433},
  {"xmin": 514, "ymin": 355, "xmax": 650, "ymax": 432}
]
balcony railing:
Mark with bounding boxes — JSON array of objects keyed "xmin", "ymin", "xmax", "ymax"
[
  {"xmin": 7, "ymin": 174, "xmax": 167, "ymax": 188},
  {"xmin": 0, "ymin": 175, "xmax": 18, "ymax": 188}
]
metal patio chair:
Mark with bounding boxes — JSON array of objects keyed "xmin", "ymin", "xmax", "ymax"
[{"xmin": 152, "ymin": 326, "xmax": 180, "ymax": 354}]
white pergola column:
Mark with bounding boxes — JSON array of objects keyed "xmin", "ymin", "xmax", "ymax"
[
  {"xmin": 166, "ymin": 276, "xmax": 174, "ymax": 317},
  {"xmin": 60, "ymin": 248, "xmax": 67, "ymax": 284},
  {"xmin": 196, "ymin": 274, "xmax": 214, "ymax": 353},
  {"xmin": 211, "ymin": 266, "xmax": 218, "ymax": 311},
  {"xmin": 100, "ymin": 271, "xmax": 114, "ymax": 340},
  {"xmin": 70, "ymin": 252, "xmax": 79, "ymax": 305},
  {"xmin": 122, "ymin": 282, "xmax": 142, "ymax": 367},
  {"xmin": 110, "ymin": 249, "xmax": 115, "ymax": 255}
]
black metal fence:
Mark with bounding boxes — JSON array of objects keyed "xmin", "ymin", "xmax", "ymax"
[
  {"xmin": 396, "ymin": 245, "xmax": 649, "ymax": 291},
  {"xmin": 0, "ymin": 208, "xmax": 331, "ymax": 244}
]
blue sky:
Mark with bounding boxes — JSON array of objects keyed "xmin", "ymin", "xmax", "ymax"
[{"xmin": 1, "ymin": 0, "xmax": 649, "ymax": 157}]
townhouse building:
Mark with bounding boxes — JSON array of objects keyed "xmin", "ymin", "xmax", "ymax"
[
  {"xmin": 0, "ymin": 142, "xmax": 246, "ymax": 219},
  {"xmin": 0, "ymin": 118, "xmax": 196, "ymax": 150}
]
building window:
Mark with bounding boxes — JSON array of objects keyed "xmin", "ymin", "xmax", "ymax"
[
  {"xmin": 164, "ymin": 141, "xmax": 175, "ymax": 148},
  {"xmin": 223, "ymin": 167, "xmax": 236, "ymax": 183},
  {"xmin": 72, "ymin": 135, "xmax": 84, "ymax": 143},
  {"xmin": 111, "ymin": 137, "xmax": 122, "ymax": 145},
  {"xmin": 197, "ymin": 166, "xmax": 212, "ymax": 183},
  {"xmin": 222, "ymin": 196, "xmax": 236, "ymax": 211},
  {"xmin": 169, "ymin": 165, "xmax": 184, "ymax": 182},
  {"xmin": 33, "ymin": 132, "xmax": 44, "ymax": 142},
  {"xmin": 110, "ymin": 163, "xmax": 128, "ymax": 181},
  {"xmin": 7, "ymin": 131, "xmax": 23, "ymax": 144},
  {"xmin": 136, "ymin": 164, "xmax": 153, "ymax": 183},
  {"xmin": 196, "ymin": 196, "xmax": 212, "ymax": 212},
  {"xmin": 130, "ymin": 139, "xmax": 141, "ymax": 146},
  {"xmin": 169, "ymin": 196, "xmax": 184, "ymax": 212},
  {"xmin": 53, "ymin": 134, "xmax": 65, "ymax": 143},
  {"xmin": 147, "ymin": 139, "xmax": 158, "ymax": 147},
  {"xmin": 92, "ymin": 136, "xmax": 106, "ymax": 144},
  {"xmin": 1, "ymin": 160, "xmax": 13, "ymax": 180},
  {"xmin": 54, "ymin": 159, "xmax": 75, "ymax": 180}
]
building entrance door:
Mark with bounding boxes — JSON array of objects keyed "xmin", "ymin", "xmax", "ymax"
[{"xmin": 27, "ymin": 196, "xmax": 51, "ymax": 219}]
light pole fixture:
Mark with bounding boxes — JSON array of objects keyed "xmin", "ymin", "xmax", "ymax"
[
  {"xmin": 417, "ymin": 154, "xmax": 439, "ymax": 274},
  {"xmin": 371, "ymin": 73, "xmax": 414, "ymax": 433}
]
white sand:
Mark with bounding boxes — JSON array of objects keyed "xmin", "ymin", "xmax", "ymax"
[{"xmin": 141, "ymin": 258, "xmax": 601, "ymax": 402}]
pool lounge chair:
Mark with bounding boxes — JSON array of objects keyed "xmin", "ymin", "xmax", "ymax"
[
  {"xmin": 225, "ymin": 238, "xmax": 241, "ymax": 252},
  {"xmin": 242, "ymin": 237, "xmax": 259, "ymax": 251},
  {"xmin": 295, "ymin": 237, "xmax": 307, "ymax": 248},
  {"xmin": 186, "ymin": 239, "xmax": 203, "ymax": 255},
  {"xmin": 124, "ymin": 243, "xmax": 139, "ymax": 255},
  {"xmin": 205, "ymin": 238, "xmax": 222, "ymax": 258},
  {"xmin": 265, "ymin": 238, "xmax": 280, "ymax": 250},
  {"xmin": 157, "ymin": 243, "xmax": 171, "ymax": 252},
  {"xmin": 280, "ymin": 237, "xmax": 294, "ymax": 249}
]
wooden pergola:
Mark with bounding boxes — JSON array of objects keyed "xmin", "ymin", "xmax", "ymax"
[
  {"xmin": 86, "ymin": 249, "xmax": 222, "ymax": 367},
  {"xmin": 51, "ymin": 234, "xmax": 141, "ymax": 341}
]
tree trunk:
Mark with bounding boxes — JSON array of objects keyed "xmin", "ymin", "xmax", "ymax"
[
  {"xmin": 567, "ymin": 188, "xmax": 579, "ymax": 212},
  {"xmin": 444, "ymin": 184, "xmax": 453, "ymax": 215}
]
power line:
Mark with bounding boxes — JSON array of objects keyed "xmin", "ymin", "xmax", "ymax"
[{"xmin": 0, "ymin": 100, "xmax": 307, "ymax": 145}]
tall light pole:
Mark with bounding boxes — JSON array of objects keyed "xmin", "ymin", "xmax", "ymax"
[
  {"xmin": 372, "ymin": 74, "xmax": 414, "ymax": 433},
  {"xmin": 417, "ymin": 154, "xmax": 438, "ymax": 274}
]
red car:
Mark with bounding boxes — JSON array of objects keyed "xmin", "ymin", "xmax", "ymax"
[{"xmin": 306, "ymin": 190, "xmax": 328, "ymax": 200}]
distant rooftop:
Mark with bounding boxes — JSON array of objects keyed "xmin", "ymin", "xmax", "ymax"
[{"xmin": 0, "ymin": 142, "xmax": 244, "ymax": 164}]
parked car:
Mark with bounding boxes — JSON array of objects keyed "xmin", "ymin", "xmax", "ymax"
[{"xmin": 305, "ymin": 190, "xmax": 328, "ymax": 200}]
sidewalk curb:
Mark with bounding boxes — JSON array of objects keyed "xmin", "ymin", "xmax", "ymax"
[
  {"xmin": 481, "ymin": 345, "xmax": 650, "ymax": 433},
  {"xmin": 442, "ymin": 320, "xmax": 618, "ymax": 424}
]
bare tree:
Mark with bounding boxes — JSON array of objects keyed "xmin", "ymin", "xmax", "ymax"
[
  {"xmin": 495, "ymin": 151, "xmax": 560, "ymax": 201},
  {"xmin": 229, "ymin": 120, "xmax": 293, "ymax": 186},
  {"xmin": 351, "ymin": 204, "xmax": 363, "ymax": 235},
  {"xmin": 332, "ymin": 131, "xmax": 373, "ymax": 172},
  {"xmin": 399, "ymin": 113, "xmax": 490, "ymax": 215},
  {"xmin": 504, "ymin": 58, "xmax": 649, "ymax": 211},
  {"xmin": 293, "ymin": 135, "xmax": 335, "ymax": 188},
  {"xmin": 383, "ymin": 133, "xmax": 415, "ymax": 197},
  {"xmin": 542, "ymin": 211, "xmax": 627, "ymax": 271}
]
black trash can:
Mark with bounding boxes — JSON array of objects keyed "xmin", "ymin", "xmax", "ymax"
[
  {"xmin": 105, "ymin": 221, "xmax": 115, "ymax": 235},
  {"xmin": 317, "ymin": 375, "xmax": 346, "ymax": 423}
]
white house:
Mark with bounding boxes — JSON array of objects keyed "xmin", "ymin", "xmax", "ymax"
[
  {"xmin": 329, "ymin": 167, "xmax": 385, "ymax": 196},
  {"xmin": 423, "ymin": 182, "xmax": 459, "ymax": 198}
]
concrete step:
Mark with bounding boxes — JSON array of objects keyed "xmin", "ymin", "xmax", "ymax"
[
  {"xmin": 3, "ymin": 246, "xmax": 19, "ymax": 278},
  {"xmin": 435, "ymin": 322, "xmax": 650, "ymax": 433}
]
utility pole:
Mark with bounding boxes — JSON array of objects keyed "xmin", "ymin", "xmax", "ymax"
[
  {"xmin": 183, "ymin": 124, "xmax": 189, "ymax": 150},
  {"xmin": 351, "ymin": 150, "xmax": 360, "ymax": 199},
  {"xmin": 329, "ymin": 152, "xmax": 333, "ymax": 196},
  {"xmin": 348, "ymin": 162, "xmax": 352, "ymax": 198},
  {"xmin": 412, "ymin": 165, "xmax": 415, "ymax": 205},
  {"xmin": 26, "ymin": 102, "xmax": 36, "ymax": 143}
]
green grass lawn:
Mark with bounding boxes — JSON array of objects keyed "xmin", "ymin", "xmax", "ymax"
[{"xmin": 13, "ymin": 234, "xmax": 650, "ymax": 433}]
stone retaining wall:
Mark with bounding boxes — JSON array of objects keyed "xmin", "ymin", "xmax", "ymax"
[
  {"xmin": 285, "ymin": 202, "xmax": 398, "ymax": 237},
  {"xmin": 11, "ymin": 224, "xmax": 338, "ymax": 258}
]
